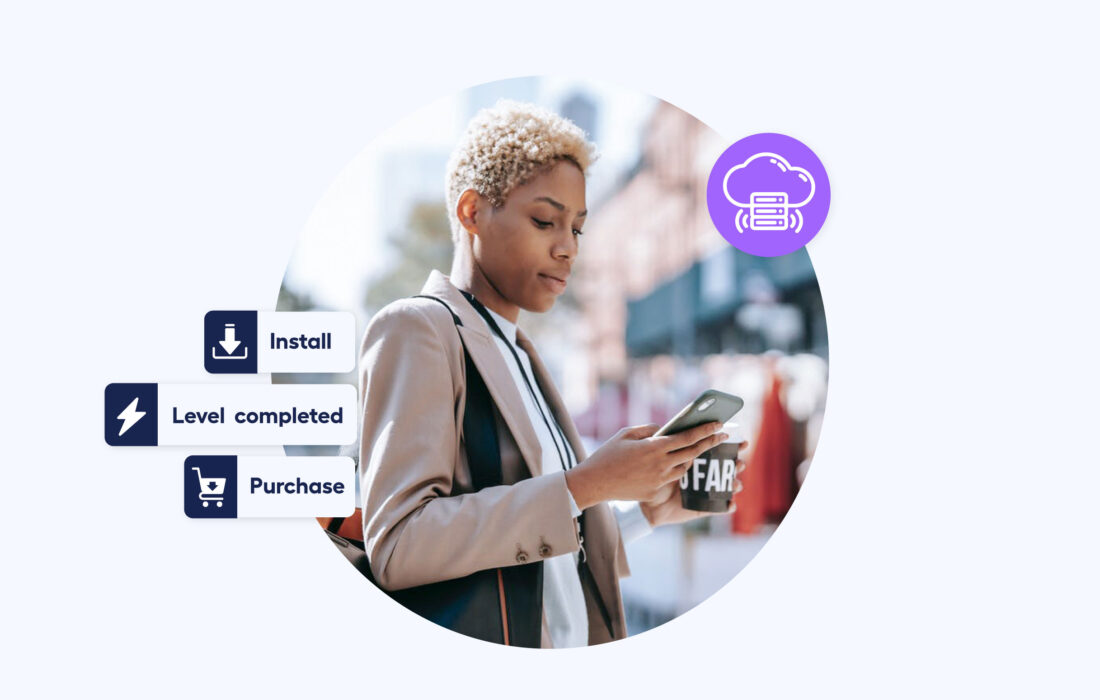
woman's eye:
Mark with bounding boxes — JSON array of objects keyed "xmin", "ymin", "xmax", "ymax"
[
  {"xmin": 532, "ymin": 218, "xmax": 552, "ymax": 229},
  {"xmin": 572, "ymin": 228, "xmax": 584, "ymax": 236}
]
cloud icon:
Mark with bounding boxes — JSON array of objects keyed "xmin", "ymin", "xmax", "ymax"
[{"xmin": 723, "ymin": 152, "xmax": 815, "ymax": 208}]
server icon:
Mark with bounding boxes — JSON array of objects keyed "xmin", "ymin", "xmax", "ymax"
[{"xmin": 749, "ymin": 192, "xmax": 790, "ymax": 231}]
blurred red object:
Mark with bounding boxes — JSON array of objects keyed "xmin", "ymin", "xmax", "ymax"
[{"xmin": 732, "ymin": 371, "xmax": 793, "ymax": 534}]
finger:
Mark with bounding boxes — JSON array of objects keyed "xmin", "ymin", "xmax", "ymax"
[
  {"xmin": 725, "ymin": 500, "xmax": 738, "ymax": 514},
  {"xmin": 732, "ymin": 478, "xmax": 743, "ymax": 494},
  {"xmin": 666, "ymin": 431, "xmax": 727, "ymax": 465},
  {"xmin": 659, "ymin": 473, "xmax": 682, "ymax": 487},
  {"xmin": 656, "ymin": 421, "xmax": 723, "ymax": 452},
  {"xmin": 660, "ymin": 463, "xmax": 690, "ymax": 484},
  {"xmin": 650, "ymin": 481, "xmax": 676, "ymax": 502},
  {"xmin": 666, "ymin": 430, "xmax": 728, "ymax": 464},
  {"xmin": 735, "ymin": 459, "xmax": 747, "ymax": 475},
  {"xmin": 621, "ymin": 423, "xmax": 661, "ymax": 440}
]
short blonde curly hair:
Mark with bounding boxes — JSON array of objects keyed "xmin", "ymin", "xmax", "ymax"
[{"xmin": 445, "ymin": 99, "xmax": 598, "ymax": 242}]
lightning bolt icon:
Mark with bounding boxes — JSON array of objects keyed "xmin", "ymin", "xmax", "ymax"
[{"xmin": 117, "ymin": 397, "xmax": 146, "ymax": 436}]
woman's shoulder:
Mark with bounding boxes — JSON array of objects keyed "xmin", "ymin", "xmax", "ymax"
[
  {"xmin": 358, "ymin": 296, "xmax": 464, "ymax": 401},
  {"xmin": 363, "ymin": 295, "xmax": 463, "ymax": 349}
]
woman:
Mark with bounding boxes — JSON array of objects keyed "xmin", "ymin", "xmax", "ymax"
[{"xmin": 358, "ymin": 100, "xmax": 746, "ymax": 648}]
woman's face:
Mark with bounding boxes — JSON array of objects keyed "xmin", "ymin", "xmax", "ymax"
[{"xmin": 472, "ymin": 159, "xmax": 587, "ymax": 314}]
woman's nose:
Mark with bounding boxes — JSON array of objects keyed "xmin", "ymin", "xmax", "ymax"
[{"xmin": 554, "ymin": 229, "xmax": 578, "ymax": 260}]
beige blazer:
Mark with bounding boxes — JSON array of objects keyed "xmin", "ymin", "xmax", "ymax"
[{"xmin": 358, "ymin": 269, "xmax": 631, "ymax": 647}]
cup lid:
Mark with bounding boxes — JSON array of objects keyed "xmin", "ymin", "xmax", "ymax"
[{"xmin": 722, "ymin": 421, "xmax": 745, "ymax": 442}]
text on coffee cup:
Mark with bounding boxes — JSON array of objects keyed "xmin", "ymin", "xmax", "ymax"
[{"xmin": 680, "ymin": 458, "xmax": 737, "ymax": 493}]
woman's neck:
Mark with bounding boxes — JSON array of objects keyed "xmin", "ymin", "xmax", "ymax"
[{"xmin": 450, "ymin": 247, "xmax": 520, "ymax": 323}]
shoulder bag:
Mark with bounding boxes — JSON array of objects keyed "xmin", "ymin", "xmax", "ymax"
[{"xmin": 319, "ymin": 294, "xmax": 544, "ymax": 647}]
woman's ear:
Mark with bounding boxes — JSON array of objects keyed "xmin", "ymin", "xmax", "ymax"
[{"xmin": 456, "ymin": 189, "xmax": 483, "ymax": 237}]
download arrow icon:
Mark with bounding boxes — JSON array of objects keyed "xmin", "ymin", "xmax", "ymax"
[
  {"xmin": 219, "ymin": 323, "xmax": 241, "ymax": 355},
  {"xmin": 205, "ymin": 311, "xmax": 254, "ymax": 371}
]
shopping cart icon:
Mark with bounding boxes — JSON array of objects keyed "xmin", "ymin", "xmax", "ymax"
[
  {"xmin": 184, "ymin": 456, "xmax": 237, "ymax": 519},
  {"xmin": 192, "ymin": 466, "xmax": 226, "ymax": 507}
]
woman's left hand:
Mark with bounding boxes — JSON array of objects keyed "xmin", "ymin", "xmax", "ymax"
[{"xmin": 638, "ymin": 441, "xmax": 749, "ymax": 528}]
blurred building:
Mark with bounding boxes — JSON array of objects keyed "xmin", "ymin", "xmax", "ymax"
[
  {"xmin": 570, "ymin": 102, "xmax": 830, "ymax": 634},
  {"xmin": 559, "ymin": 92, "xmax": 598, "ymax": 143},
  {"xmin": 573, "ymin": 101, "xmax": 827, "ymax": 440}
]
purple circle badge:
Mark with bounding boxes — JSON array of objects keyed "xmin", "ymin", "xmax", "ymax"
[{"xmin": 707, "ymin": 133, "xmax": 830, "ymax": 257}]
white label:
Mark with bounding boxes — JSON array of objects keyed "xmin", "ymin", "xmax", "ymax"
[
  {"xmin": 236, "ymin": 456, "xmax": 354, "ymax": 518},
  {"xmin": 257, "ymin": 311, "xmax": 355, "ymax": 374},
  {"xmin": 159, "ymin": 383, "xmax": 356, "ymax": 446}
]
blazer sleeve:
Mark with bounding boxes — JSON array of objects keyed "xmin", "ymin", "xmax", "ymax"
[{"xmin": 359, "ymin": 303, "xmax": 582, "ymax": 591}]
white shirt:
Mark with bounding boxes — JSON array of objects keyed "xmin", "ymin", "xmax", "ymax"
[{"xmin": 481, "ymin": 306, "xmax": 652, "ymax": 648}]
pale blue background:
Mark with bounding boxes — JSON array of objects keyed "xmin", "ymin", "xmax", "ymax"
[{"xmin": 3, "ymin": 2, "xmax": 1097, "ymax": 699}]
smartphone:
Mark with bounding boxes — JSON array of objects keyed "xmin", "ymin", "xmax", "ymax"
[{"xmin": 653, "ymin": 390, "xmax": 744, "ymax": 437}]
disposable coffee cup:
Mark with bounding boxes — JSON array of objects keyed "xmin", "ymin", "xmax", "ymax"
[{"xmin": 680, "ymin": 422, "xmax": 742, "ymax": 512}]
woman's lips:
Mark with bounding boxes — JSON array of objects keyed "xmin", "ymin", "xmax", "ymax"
[{"xmin": 538, "ymin": 273, "xmax": 567, "ymax": 294}]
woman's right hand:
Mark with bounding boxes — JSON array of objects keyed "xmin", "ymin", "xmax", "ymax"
[{"xmin": 564, "ymin": 421, "xmax": 728, "ymax": 510}]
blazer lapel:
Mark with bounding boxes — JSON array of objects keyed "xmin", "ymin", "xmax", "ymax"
[
  {"xmin": 419, "ymin": 271, "xmax": 545, "ymax": 479},
  {"xmin": 456, "ymin": 329, "xmax": 545, "ymax": 478}
]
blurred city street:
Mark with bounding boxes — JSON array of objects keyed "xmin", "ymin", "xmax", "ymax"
[{"xmin": 617, "ymin": 520, "xmax": 773, "ymax": 633}]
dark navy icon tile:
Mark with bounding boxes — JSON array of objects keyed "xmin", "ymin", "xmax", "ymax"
[
  {"xmin": 104, "ymin": 383, "xmax": 158, "ymax": 446},
  {"xmin": 184, "ymin": 455, "xmax": 237, "ymax": 518},
  {"xmin": 205, "ymin": 310, "xmax": 257, "ymax": 374}
]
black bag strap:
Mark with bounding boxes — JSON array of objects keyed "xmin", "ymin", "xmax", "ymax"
[
  {"xmin": 410, "ymin": 294, "xmax": 501, "ymax": 490},
  {"xmin": 342, "ymin": 293, "xmax": 613, "ymax": 645},
  {"xmin": 454, "ymin": 290, "xmax": 616, "ymax": 641},
  {"xmin": 407, "ymin": 294, "xmax": 544, "ymax": 647}
]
